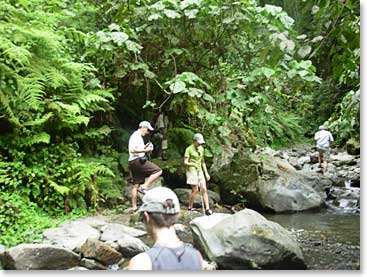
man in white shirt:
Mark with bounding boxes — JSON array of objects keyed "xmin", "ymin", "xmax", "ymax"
[
  {"xmin": 314, "ymin": 125, "xmax": 334, "ymax": 174},
  {"xmin": 128, "ymin": 121, "xmax": 162, "ymax": 212}
]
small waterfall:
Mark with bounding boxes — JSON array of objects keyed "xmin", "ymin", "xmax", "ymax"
[{"xmin": 345, "ymin": 179, "xmax": 351, "ymax": 188}]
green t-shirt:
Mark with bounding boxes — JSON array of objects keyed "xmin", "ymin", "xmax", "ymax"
[{"xmin": 184, "ymin": 144, "xmax": 204, "ymax": 173}]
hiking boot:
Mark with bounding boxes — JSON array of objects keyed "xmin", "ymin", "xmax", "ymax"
[{"xmin": 205, "ymin": 209, "xmax": 213, "ymax": 216}]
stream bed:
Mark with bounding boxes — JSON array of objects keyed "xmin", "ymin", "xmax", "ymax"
[{"xmin": 264, "ymin": 211, "xmax": 360, "ymax": 270}]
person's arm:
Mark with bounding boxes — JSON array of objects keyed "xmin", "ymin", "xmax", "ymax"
[
  {"xmin": 128, "ymin": 253, "xmax": 152, "ymax": 270},
  {"xmin": 130, "ymin": 142, "xmax": 153, "ymax": 154},
  {"xmin": 184, "ymin": 157, "xmax": 197, "ymax": 168},
  {"xmin": 201, "ymin": 157, "xmax": 210, "ymax": 181}
]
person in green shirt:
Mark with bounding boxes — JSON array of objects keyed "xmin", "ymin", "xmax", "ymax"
[{"xmin": 183, "ymin": 133, "xmax": 213, "ymax": 216}]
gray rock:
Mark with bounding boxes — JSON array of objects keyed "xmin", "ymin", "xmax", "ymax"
[
  {"xmin": 289, "ymin": 157, "xmax": 302, "ymax": 170},
  {"xmin": 43, "ymin": 221, "xmax": 100, "ymax": 252},
  {"xmin": 124, "ymin": 177, "xmax": 163, "ymax": 201},
  {"xmin": 104, "ymin": 240, "xmax": 120, "ymax": 251},
  {"xmin": 75, "ymin": 216, "xmax": 108, "ymax": 231},
  {"xmin": 2, "ymin": 244, "xmax": 80, "ymax": 270},
  {"xmin": 298, "ymin": 156, "xmax": 310, "ymax": 166},
  {"xmin": 117, "ymin": 234, "xmax": 149, "ymax": 257},
  {"xmin": 346, "ymin": 138, "xmax": 360, "ymax": 155},
  {"xmin": 212, "ymin": 152, "xmax": 331, "ymax": 212},
  {"xmin": 100, "ymin": 223, "xmax": 146, "ymax": 242},
  {"xmin": 203, "ymin": 260, "xmax": 217, "ymax": 270},
  {"xmin": 68, "ymin": 266, "xmax": 89, "ymax": 270},
  {"xmin": 330, "ymin": 152, "xmax": 357, "ymax": 166},
  {"xmin": 210, "ymin": 145, "xmax": 238, "ymax": 173},
  {"xmin": 173, "ymin": 188, "xmax": 220, "ymax": 207},
  {"xmin": 81, "ymin": 258, "xmax": 107, "ymax": 270},
  {"xmin": 190, "ymin": 209, "xmax": 306, "ymax": 269},
  {"xmin": 81, "ymin": 238, "xmax": 122, "ymax": 266}
]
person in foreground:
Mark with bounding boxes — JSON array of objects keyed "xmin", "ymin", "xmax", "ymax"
[
  {"xmin": 128, "ymin": 121, "xmax": 162, "ymax": 212},
  {"xmin": 314, "ymin": 125, "xmax": 334, "ymax": 174},
  {"xmin": 128, "ymin": 187, "xmax": 203, "ymax": 270},
  {"xmin": 184, "ymin": 133, "xmax": 213, "ymax": 215}
]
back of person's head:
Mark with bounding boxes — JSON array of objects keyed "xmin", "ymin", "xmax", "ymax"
[
  {"xmin": 138, "ymin": 187, "xmax": 180, "ymax": 228},
  {"xmin": 319, "ymin": 125, "xmax": 325, "ymax": 130}
]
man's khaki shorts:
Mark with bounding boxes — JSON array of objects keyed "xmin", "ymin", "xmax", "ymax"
[
  {"xmin": 317, "ymin": 146, "xmax": 330, "ymax": 161},
  {"xmin": 186, "ymin": 171, "xmax": 206, "ymax": 186}
]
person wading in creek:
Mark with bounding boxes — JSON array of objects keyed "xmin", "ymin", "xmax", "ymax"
[
  {"xmin": 128, "ymin": 187, "xmax": 203, "ymax": 270},
  {"xmin": 314, "ymin": 125, "xmax": 334, "ymax": 174},
  {"xmin": 128, "ymin": 121, "xmax": 162, "ymax": 212},
  {"xmin": 184, "ymin": 133, "xmax": 213, "ymax": 216}
]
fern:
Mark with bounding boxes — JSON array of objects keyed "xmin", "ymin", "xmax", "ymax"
[{"xmin": 19, "ymin": 132, "xmax": 51, "ymax": 147}]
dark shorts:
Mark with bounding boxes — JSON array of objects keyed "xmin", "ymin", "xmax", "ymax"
[{"xmin": 128, "ymin": 158, "xmax": 161, "ymax": 185}]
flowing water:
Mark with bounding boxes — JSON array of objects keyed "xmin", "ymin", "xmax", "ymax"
[{"xmin": 264, "ymin": 211, "xmax": 360, "ymax": 270}]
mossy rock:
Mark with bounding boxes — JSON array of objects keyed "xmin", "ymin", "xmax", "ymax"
[
  {"xmin": 212, "ymin": 151, "xmax": 331, "ymax": 212},
  {"xmin": 346, "ymin": 138, "xmax": 360, "ymax": 155}
]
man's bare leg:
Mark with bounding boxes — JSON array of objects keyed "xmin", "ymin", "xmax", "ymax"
[
  {"xmin": 131, "ymin": 184, "xmax": 139, "ymax": 210},
  {"xmin": 141, "ymin": 170, "xmax": 162, "ymax": 190}
]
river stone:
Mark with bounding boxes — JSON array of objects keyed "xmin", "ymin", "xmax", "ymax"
[
  {"xmin": 74, "ymin": 216, "xmax": 108, "ymax": 230},
  {"xmin": 117, "ymin": 234, "xmax": 149, "ymax": 257},
  {"xmin": 100, "ymin": 223, "xmax": 146, "ymax": 241},
  {"xmin": 330, "ymin": 152, "xmax": 357, "ymax": 166},
  {"xmin": 297, "ymin": 156, "xmax": 310, "ymax": 166},
  {"xmin": 289, "ymin": 157, "xmax": 302, "ymax": 170},
  {"xmin": 2, "ymin": 244, "xmax": 80, "ymax": 270},
  {"xmin": 124, "ymin": 177, "xmax": 163, "ymax": 201},
  {"xmin": 173, "ymin": 188, "xmax": 220, "ymax": 207},
  {"xmin": 212, "ymin": 152, "xmax": 331, "ymax": 212},
  {"xmin": 81, "ymin": 238, "xmax": 122, "ymax": 266},
  {"xmin": 68, "ymin": 266, "xmax": 89, "ymax": 270},
  {"xmin": 43, "ymin": 221, "xmax": 100, "ymax": 252},
  {"xmin": 190, "ymin": 209, "xmax": 306, "ymax": 269},
  {"xmin": 81, "ymin": 258, "xmax": 107, "ymax": 270},
  {"xmin": 346, "ymin": 138, "xmax": 360, "ymax": 155}
]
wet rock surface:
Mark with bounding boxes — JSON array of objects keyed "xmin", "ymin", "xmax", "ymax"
[
  {"xmin": 265, "ymin": 211, "xmax": 360, "ymax": 270},
  {"xmin": 190, "ymin": 209, "xmax": 306, "ymax": 269}
]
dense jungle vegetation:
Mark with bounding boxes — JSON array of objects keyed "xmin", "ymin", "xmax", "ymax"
[{"xmin": 0, "ymin": 0, "xmax": 359, "ymax": 247}]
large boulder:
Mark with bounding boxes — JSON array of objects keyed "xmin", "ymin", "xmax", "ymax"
[
  {"xmin": 100, "ymin": 223, "xmax": 146, "ymax": 242},
  {"xmin": 117, "ymin": 234, "xmax": 149, "ymax": 257},
  {"xmin": 43, "ymin": 221, "xmax": 100, "ymax": 252},
  {"xmin": 81, "ymin": 238, "xmax": 122, "ymax": 266},
  {"xmin": 330, "ymin": 152, "xmax": 357, "ymax": 166},
  {"xmin": 212, "ymin": 152, "xmax": 332, "ymax": 212},
  {"xmin": 1, "ymin": 244, "xmax": 80, "ymax": 270},
  {"xmin": 190, "ymin": 209, "xmax": 306, "ymax": 269},
  {"xmin": 124, "ymin": 177, "xmax": 163, "ymax": 202},
  {"xmin": 173, "ymin": 188, "xmax": 220, "ymax": 208},
  {"xmin": 346, "ymin": 138, "xmax": 360, "ymax": 155}
]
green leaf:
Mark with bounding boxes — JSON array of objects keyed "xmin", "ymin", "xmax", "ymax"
[
  {"xmin": 125, "ymin": 40, "xmax": 142, "ymax": 53},
  {"xmin": 297, "ymin": 45, "xmax": 312, "ymax": 58},
  {"xmin": 184, "ymin": 9, "xmax": 199, "ymax": 19},
  {"xmin": 111, "ymin": 32, "xmax": 129, "ymax": 46},
  {"xmin": 164, "ymin": 9, "xmax": 181, "ymax": 19},
  {"xmin": 170, "ymin": 80, "xmax": 186, "ymax": 93}
]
